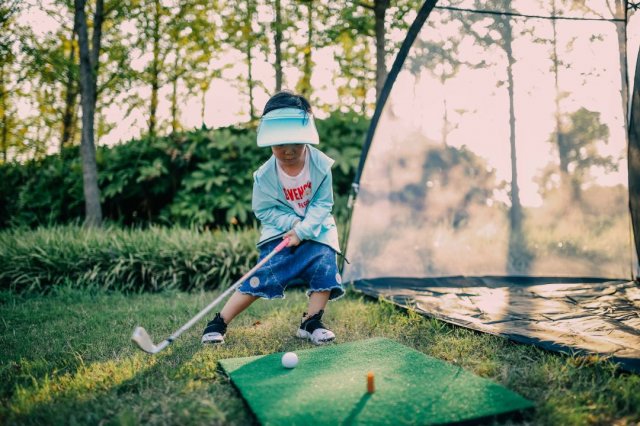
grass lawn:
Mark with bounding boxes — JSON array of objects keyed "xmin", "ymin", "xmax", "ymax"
[{"xmin": 1, "ymin": 286, "xmax": 639, "ymax": 425}]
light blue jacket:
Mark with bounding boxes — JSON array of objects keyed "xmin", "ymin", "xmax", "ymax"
[{"xmin": 252, "ymin": 145, "xmax": 340, "ymax": 253}]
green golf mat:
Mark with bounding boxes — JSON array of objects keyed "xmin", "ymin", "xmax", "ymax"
[{"xmin": 218, "ymin": 338, "xmax": 533, "ymax": 425}]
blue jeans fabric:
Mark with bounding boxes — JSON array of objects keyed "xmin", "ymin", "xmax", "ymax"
[{"xmin": 237, "ymin": 239, "xmax": 344, "ymax": 300}]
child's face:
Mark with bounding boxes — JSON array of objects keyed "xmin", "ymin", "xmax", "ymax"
[{"xmin": 271, "ymin": 144, "xmax": 306, "ymax": 166}]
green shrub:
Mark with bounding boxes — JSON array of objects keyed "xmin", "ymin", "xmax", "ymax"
[
  {"xmin": 316, "ymin": 110, "xmax": 369, "ymax": 196},
  {"xmin": 1, "ymin": 148, "xmax": 84, "ymax": 228},
  {"xmin": 0, "ymin": 226, "xmax": 259, "ymax": 293},
  {"xmin": 98, "ymin": 136, "xmax": 180, "ymax": 225},
  {"xmin": 0, "ymin": 111, "xmax": 368, "ymax": 229},
  {"xmin": 158, "ymin": 127, "xmax": 268, "ymax": 228},
  {"xmin": 0, "ymin": 162, "xmax": 26, "ymax": 228}
]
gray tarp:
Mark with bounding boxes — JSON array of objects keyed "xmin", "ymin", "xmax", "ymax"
[{"xmin": 354, "ymin": 277, "xmax": 640, "ymax": 372}]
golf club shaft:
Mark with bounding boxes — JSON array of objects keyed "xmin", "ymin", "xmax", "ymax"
[{"xmin": 160, "ymin": 237, "xmax": 290, "ymax": 346}]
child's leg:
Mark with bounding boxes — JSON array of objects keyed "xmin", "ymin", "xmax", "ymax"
[
  {"xmin": 304, "ymin": 290, "xmax": 330, "ymax": 320},
  {"xmin": 220, "ymin": 291, "xmax": 259, "ymax": 323},
  {"xmin": 298, "ymin": 290, "xmax": 335, "ymax": 344},
  {"xmin": 201, "ymin": 292, "xmax": 258, "ymax": 344}
]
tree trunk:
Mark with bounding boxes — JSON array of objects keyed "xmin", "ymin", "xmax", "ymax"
[
  {"xmin": 170, "ymin": 52, "xmax": 179, "ymax": 133},
  {"xmin": 374, "ymin": 0, "xmax": 389, "ymax": 100},
  {"xmin": 441, "ymin": 75, "xmax": 449, "ymax": 145},
  {"xmin": 441, "ymin": 98, "xmax": 449, "ymax": 146},
  {"xmin": 40, "ymin": 109, "xmax": 54, "ymax": 158},
  {"xmin": 0, "ymin": 63, "xmax": 7, "ymax": 162},
  {"xmin": 298, "ymin": 0, "xmax": 313, "ymax": 98},
  {"xmin": 75, "ymin": 0, "xmax": 103, "ymax": 227},
  {"xmin": 551, "ymin": 0, "xmax": 572, "ymax": 197},
  {"xmin": 169, "ymin": 3, "xmax": 187, "ymax": 134},
  {"xmin": 614, "ymin": 0, "xmax": 628, "ymax": 130},
  {"xmin": 90, "ymin": 0, "xmax": 103, "ymax": 109},
  {"xmin": 274, "ymin": 0, "xmax": 283, "ymax": 92},
  {"xmin": 149, "ymin": 0, "xmax": 161, "ymax": 137},
  {"xmin": 70, "ymin": 101, "xmax": 80, "ymax": 145},
  {"xmin": 247, "ymin": 41, "xmax": 255, "ymax": 120},
  {"xmin": 503, "ymin": 14, "xmax": 529, "ymax": 274},
  {"xmin": 60, "ymin": 22, "xmax": 78, "ymax": 152},
  {"xmin": 200, "ymin": 82, "xmax": 209, "ymax": 123},
  {"xmin": 247, "ymin": 41, "xmax": 256, "ymax": 120}
]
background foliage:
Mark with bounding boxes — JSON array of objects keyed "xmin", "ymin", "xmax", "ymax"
[{"xmin": 0, "ymin": 111, "xmax": 368, "ymax": 229}]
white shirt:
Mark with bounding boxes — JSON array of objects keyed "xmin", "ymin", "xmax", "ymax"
[{"xmin": 277, "ymin": 148, "xmax": 312, "ymax": 216}]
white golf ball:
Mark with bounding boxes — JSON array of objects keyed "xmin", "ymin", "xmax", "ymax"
[{"xmin": 281, "ymin": 352, "xmax": 298, "ymax": 369}]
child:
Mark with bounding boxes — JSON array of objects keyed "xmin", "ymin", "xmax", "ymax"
[{"xmin": 201, "ymin": 91, "xmax": 344, "ymax": 345}]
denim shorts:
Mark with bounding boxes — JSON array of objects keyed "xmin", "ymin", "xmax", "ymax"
[{"xmin": 237, "ymin": 239, "xmax": 345, "ymax": 300}]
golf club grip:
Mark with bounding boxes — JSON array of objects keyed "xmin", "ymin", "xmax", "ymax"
[{"xmin": 168, "ymin": 237, "xmax": 290, "ymax": 340}]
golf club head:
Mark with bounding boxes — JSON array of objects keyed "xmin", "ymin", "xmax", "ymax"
[{"xmin": 131, "ymin": 326, "xmax": 158, "ymax": 354}]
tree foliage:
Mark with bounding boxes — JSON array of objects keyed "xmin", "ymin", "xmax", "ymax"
[{"xmin": 538, "ymin": 107, "xmax": 615, "ymax": 201}]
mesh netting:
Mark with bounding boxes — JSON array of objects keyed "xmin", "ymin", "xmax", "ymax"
[{"xmin": 344, "ymin": 0, "xmax": 633, "ymax": 281}]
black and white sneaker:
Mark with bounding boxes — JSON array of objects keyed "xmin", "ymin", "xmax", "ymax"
[
  {"xmin": 296, "ymin": 310, "xmax": 335, "ymax": 345},
  {"xmin": 201, "ymin": 313, "xmax": 227, "ymax": 344}
]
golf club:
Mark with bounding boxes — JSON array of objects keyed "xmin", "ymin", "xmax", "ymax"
[{"xmin": 132, "ymin": 237, "xmax": 290, "ymax": 354}]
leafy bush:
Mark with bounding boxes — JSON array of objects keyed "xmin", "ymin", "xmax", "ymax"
[
  {"xmin": 316, "ymin": 110, "xmax": 369, "ymax": 195},
  {"xmin": 158, "ymin": 127, "xmax": 268, "ymax": 227},
  {"xmin": 99, "ymin": 136, "xmax": 180, "ymax": 224},
  {"xmin": 0, "ymin": 111, "xmax": 368, "ymax": 229},
  {"xmin": 0, "ymin": 162, "xmax": 26, "ymax": 228},
  {"xmin": 1, "ymin": 148, "xmax": 84, "ymax": 228},
  {"xmin": 0, "ymin": 226, "xmax": 259, "ymax": 293}
]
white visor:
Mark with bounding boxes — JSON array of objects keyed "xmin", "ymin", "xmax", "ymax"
[{"xmin": 257, "ymin": 108, "xmax": 319, "ymax": 147}]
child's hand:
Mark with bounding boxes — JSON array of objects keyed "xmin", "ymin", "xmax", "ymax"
[{"xmin": 284, "ymin": 229, "xmax": 301, "ymax": 247}]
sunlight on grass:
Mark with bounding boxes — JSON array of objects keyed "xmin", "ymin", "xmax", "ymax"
[
  {"xmin": 1, "ymin": 287, "xmax": 639, "ymax": 425},
  {"xmin": 10, "ymin": 355, "xmax": 154, "ymax": 417}
]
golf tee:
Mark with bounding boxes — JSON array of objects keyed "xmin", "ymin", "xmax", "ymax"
[{"xmin": 367, "ymin": 371, "xmax": 375, "ymax": 393}]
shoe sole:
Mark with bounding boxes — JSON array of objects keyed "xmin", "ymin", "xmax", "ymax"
[
  {"xmin": 296, "ymin": 328, "xmax": 335, "ymax": 345},
  {"xmin": 201, "ymin": 332, "xmax": 225, "ymax": 344}
]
